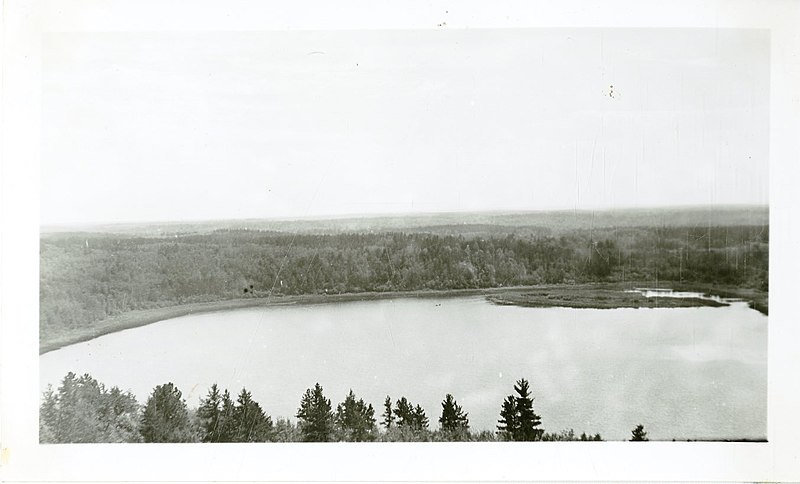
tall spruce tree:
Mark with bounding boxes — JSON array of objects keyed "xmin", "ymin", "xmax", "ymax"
[
  {"xmin": 413, "ymin": 404, "xmax": 429, "ymax": 430},
  {"xmin": 232, "ymin": 388, "xmax": 273, "ymax": 442},
  {"xmin": 497, "ymin": 378, "xmax": 543, "ymax": 441},
  {"xmin": 393, "ymin": 397, "xmax": 415, "ymax": 428},
  {"xmin": 439, "ymin": 393, "xmax": 469, "ymax": 433},
  {"xmin": 514, "ymin": 379, "xmax": 543, "ymax": 441},
  {"xmin": 217, "ymin": 389, "xmax": 236, "ymax": 442},
  {"xmin": 197, "ymin": 383, "xmax": 223, "ymax": 442},
  {"xmin": 335, "ymin": 389, "xmax": 376, "ymax": 441},
  {"xmin": 296, "ymin": 383, "xmax": 335, "ymax": 442},
  {"xmin": 393, "ymin": 397, "xmax": 429, "ymax": 430},
  {"xmin": 497, "ymin": 395, "xmax": 518, "ymax": 440},
  {"xmin": 140, "ymin": 382, "xmax": 196, "ymax": 443},
  {"xmin": 381, "ymin": 395, "xmax": 394, "ymax": 429}
]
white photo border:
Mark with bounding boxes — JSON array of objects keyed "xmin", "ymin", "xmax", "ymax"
[{"xmin": 2, "ymin": 0, "xmax": 798, "ymax": 482}]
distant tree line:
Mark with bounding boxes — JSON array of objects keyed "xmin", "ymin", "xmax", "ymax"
[
  {"xmin": 40, "ymin": 225, "xmax": 768, "ymax": 338},
  {"xmin": 41, "ymin": 373, "xmax": 624, "ymax": 443}
]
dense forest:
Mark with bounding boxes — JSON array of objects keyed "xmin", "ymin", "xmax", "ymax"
[
  {"xmin": 40, "ymin": 223, "xmax": 769, "ymax": 341},
  {"xmin": 41, "ymin": 372, "xmax": 618, "ymax": 443}
]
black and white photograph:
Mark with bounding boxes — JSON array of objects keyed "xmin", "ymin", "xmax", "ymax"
[{"xmin": 1, "ymin": 1, "xmax": 799, "ymax": 482}]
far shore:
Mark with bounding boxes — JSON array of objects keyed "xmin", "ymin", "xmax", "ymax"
[{"xmin": 39, "ymin": 282, "xmax": 766, "ymax": 355}]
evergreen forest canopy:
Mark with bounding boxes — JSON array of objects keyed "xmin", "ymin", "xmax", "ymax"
[
  {"xmin": 40, "ymin": 207, "xmax": 769, "ymax": 348},
  {"xmin": 41, "ymin": 372, "xmax": 617, "ymax": 443}
]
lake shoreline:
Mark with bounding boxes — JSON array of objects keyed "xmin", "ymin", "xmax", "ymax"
[
  {"xmin": 486, "ymin": 290, "xmax": 728, "ymax": 310},
  {"xmin": 39, "ymin": 282, "xmax": 766, "ymax": 355}
]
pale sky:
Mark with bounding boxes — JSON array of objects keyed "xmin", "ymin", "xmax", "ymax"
[{"xmin": 41, "ymin": 28, "xmax": 769, "ymax": 226}]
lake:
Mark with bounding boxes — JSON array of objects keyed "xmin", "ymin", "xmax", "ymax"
[{"xmin": 39, "ymin": 295, "xmax": 767, "ymax": 441}]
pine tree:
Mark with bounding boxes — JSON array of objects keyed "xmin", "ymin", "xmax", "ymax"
[
  {"xmin": 335, "ymin": 389, "xmax": 376, "ymax": 441},
  {"xmin": 413, "ymin": 404, "xmax": 429, "ymax": 430},
  {"xmin": 140, "ymin": 382, "xmax": 196, "ymax": 442},
  {"xmin": 497, "ymin": 378, "xmax": 543, "ymax": 441},
  {"xmin": 439, "ymin": 393, "xmax": 469, "ymax": 433},
  {"xmin": 514, "ymin": 379, "xmax": 543, "ymax": 441},
  {"xmin": 381, "ymin": 395, "xmax": 394, "ymax": 429},
  {"xmin": 197, "ymin": 383, "xmax": 223, "ymax": 442},
  {"xmin": 630, "ymin": 424, "xmax": 649, "ymax": 441},
  {"xmin": 393, "ymin": 397, "xmax": 415, "ymax": 428},
  {"xmin": 296, "ymin": 383, "xmax": 335, "ymax": 442},
  {"xmin": 217, "ymin": 389, "xmax": 236, "ymax": 442},
  {"xmin": 393, "ymin": 397, "xmax": 428, "ymax": 431},
  {"xmin": 497, "ymin": 395, "xmax": 517, "ymax": 440},
  {"xmin": 232, "ymin": 388, "xmax": 273, "ymax": 442}
]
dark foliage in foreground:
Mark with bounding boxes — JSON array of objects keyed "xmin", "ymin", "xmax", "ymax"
[
  {"xmin": 196, "ymin": 384, "xmax": 225, "ymax": 442},
  {"xmin": 296, "ymin": 383, "xmax": 335, "ymax": 442},
  {"xmin": 394, "ymin": 396, "xmax": 430, "ymax": 431},
  {"xmin": 439, "ymin": 394, "xmax": 469, "ymax": 433},
  {"xmin": 40, "ymin": 372, "xmax": 140, "ymax": 443},
  {"xmin": 196, "ymin": 386, "xmax": 274, "ymax": 442},
  {"xmin": 231, "ymin": 388, "xmax": 274, "ymax": 442},
  {"xmin": 40, "ymin": 224, "xmax": 768, "ymax": 340},
  {"xmin": 140, "ymin": 383, "xmax": 196, "ymax": 443},
  {"xmin": 335, "ymin": 389, "xmax": 377, "ymax": 442},
  {"xmin": 497, "ymin": 378, "xmax": 543, "ymax": 441},
  {"xmin": 630, "ymin": 424, "xmax": 649, "ymax": 441},
  {"xmin": 381, "ymin": 395, "xmax": 394, "ymax": 429},
  {"xmin": 541, "ymin": 429, "xmax": 603, "ymax": 441},
  {"xmin": 41, "ymin": 373, "xmax": 609, "ymax": 443}
]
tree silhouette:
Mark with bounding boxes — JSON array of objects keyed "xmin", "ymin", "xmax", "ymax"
[
  {"xmin": 515, "ymin": 379, "xmax": 543, "ymax": 440},
  {"xmin": 335, "ymin": 389, "xmax": 376, "ymax": 441},
  {"xmin": 140, "ymin": 382, "xmax": 195, "ymax": 442},
  {"xmin": 296, "ymin": 383, "xmax": 335, "ymax": 442},
  {"xmin": 381, "ymin": 395, "xmax": 394, "ymax": 429},
  {"xmin": 197, "ymin": 383, "xmax": 223, "ymax": 442},
  {"xmin": 497, "ymin": 395, "xmax": 517, "ymax": 440},
  {"xmin": 439, "ymin": 394, "xmax": 469, "ymax": 433},
  {"xmin": 393, "ymin": 397, "xmax": 414, "ymax": 427},
  {"xmin": 217, "ymin": 389, "xmax": 236, "ymax": 442},
  {"xmin": 231, "ymin": 388, "xmax": 273, "ymax": 442},
  {"xmin": 393, "ymin": 397, "xmax": 429, "ymax": 430},
  {"xmin": 497, "ymin": 378, "xmax": 543, "ymax": 441},
  {"xmin": 630, "ymin": 424, "xmax": 649, "ymax": 441},
  {"xmin": 413, "ymin": 404, "xmax": 429, "ymax": 430}
]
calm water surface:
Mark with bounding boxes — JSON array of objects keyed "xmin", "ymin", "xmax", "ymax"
[{"xmin": 40, "ymin": 296, "xmax": 767, "ymax": 440}]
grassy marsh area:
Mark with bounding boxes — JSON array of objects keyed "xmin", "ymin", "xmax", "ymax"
[
  {"xmin": 672, "ymin": 282, "xmax": 769, "ymax": 315},
  {"xmin": 486, "ymin": 284, "xmax": 728, "ymax": 310}
]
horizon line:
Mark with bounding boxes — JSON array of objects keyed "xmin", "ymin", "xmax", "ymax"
[{"xmin": 40, "ymin": 203, "xmax": 769, "ymax": 232}]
